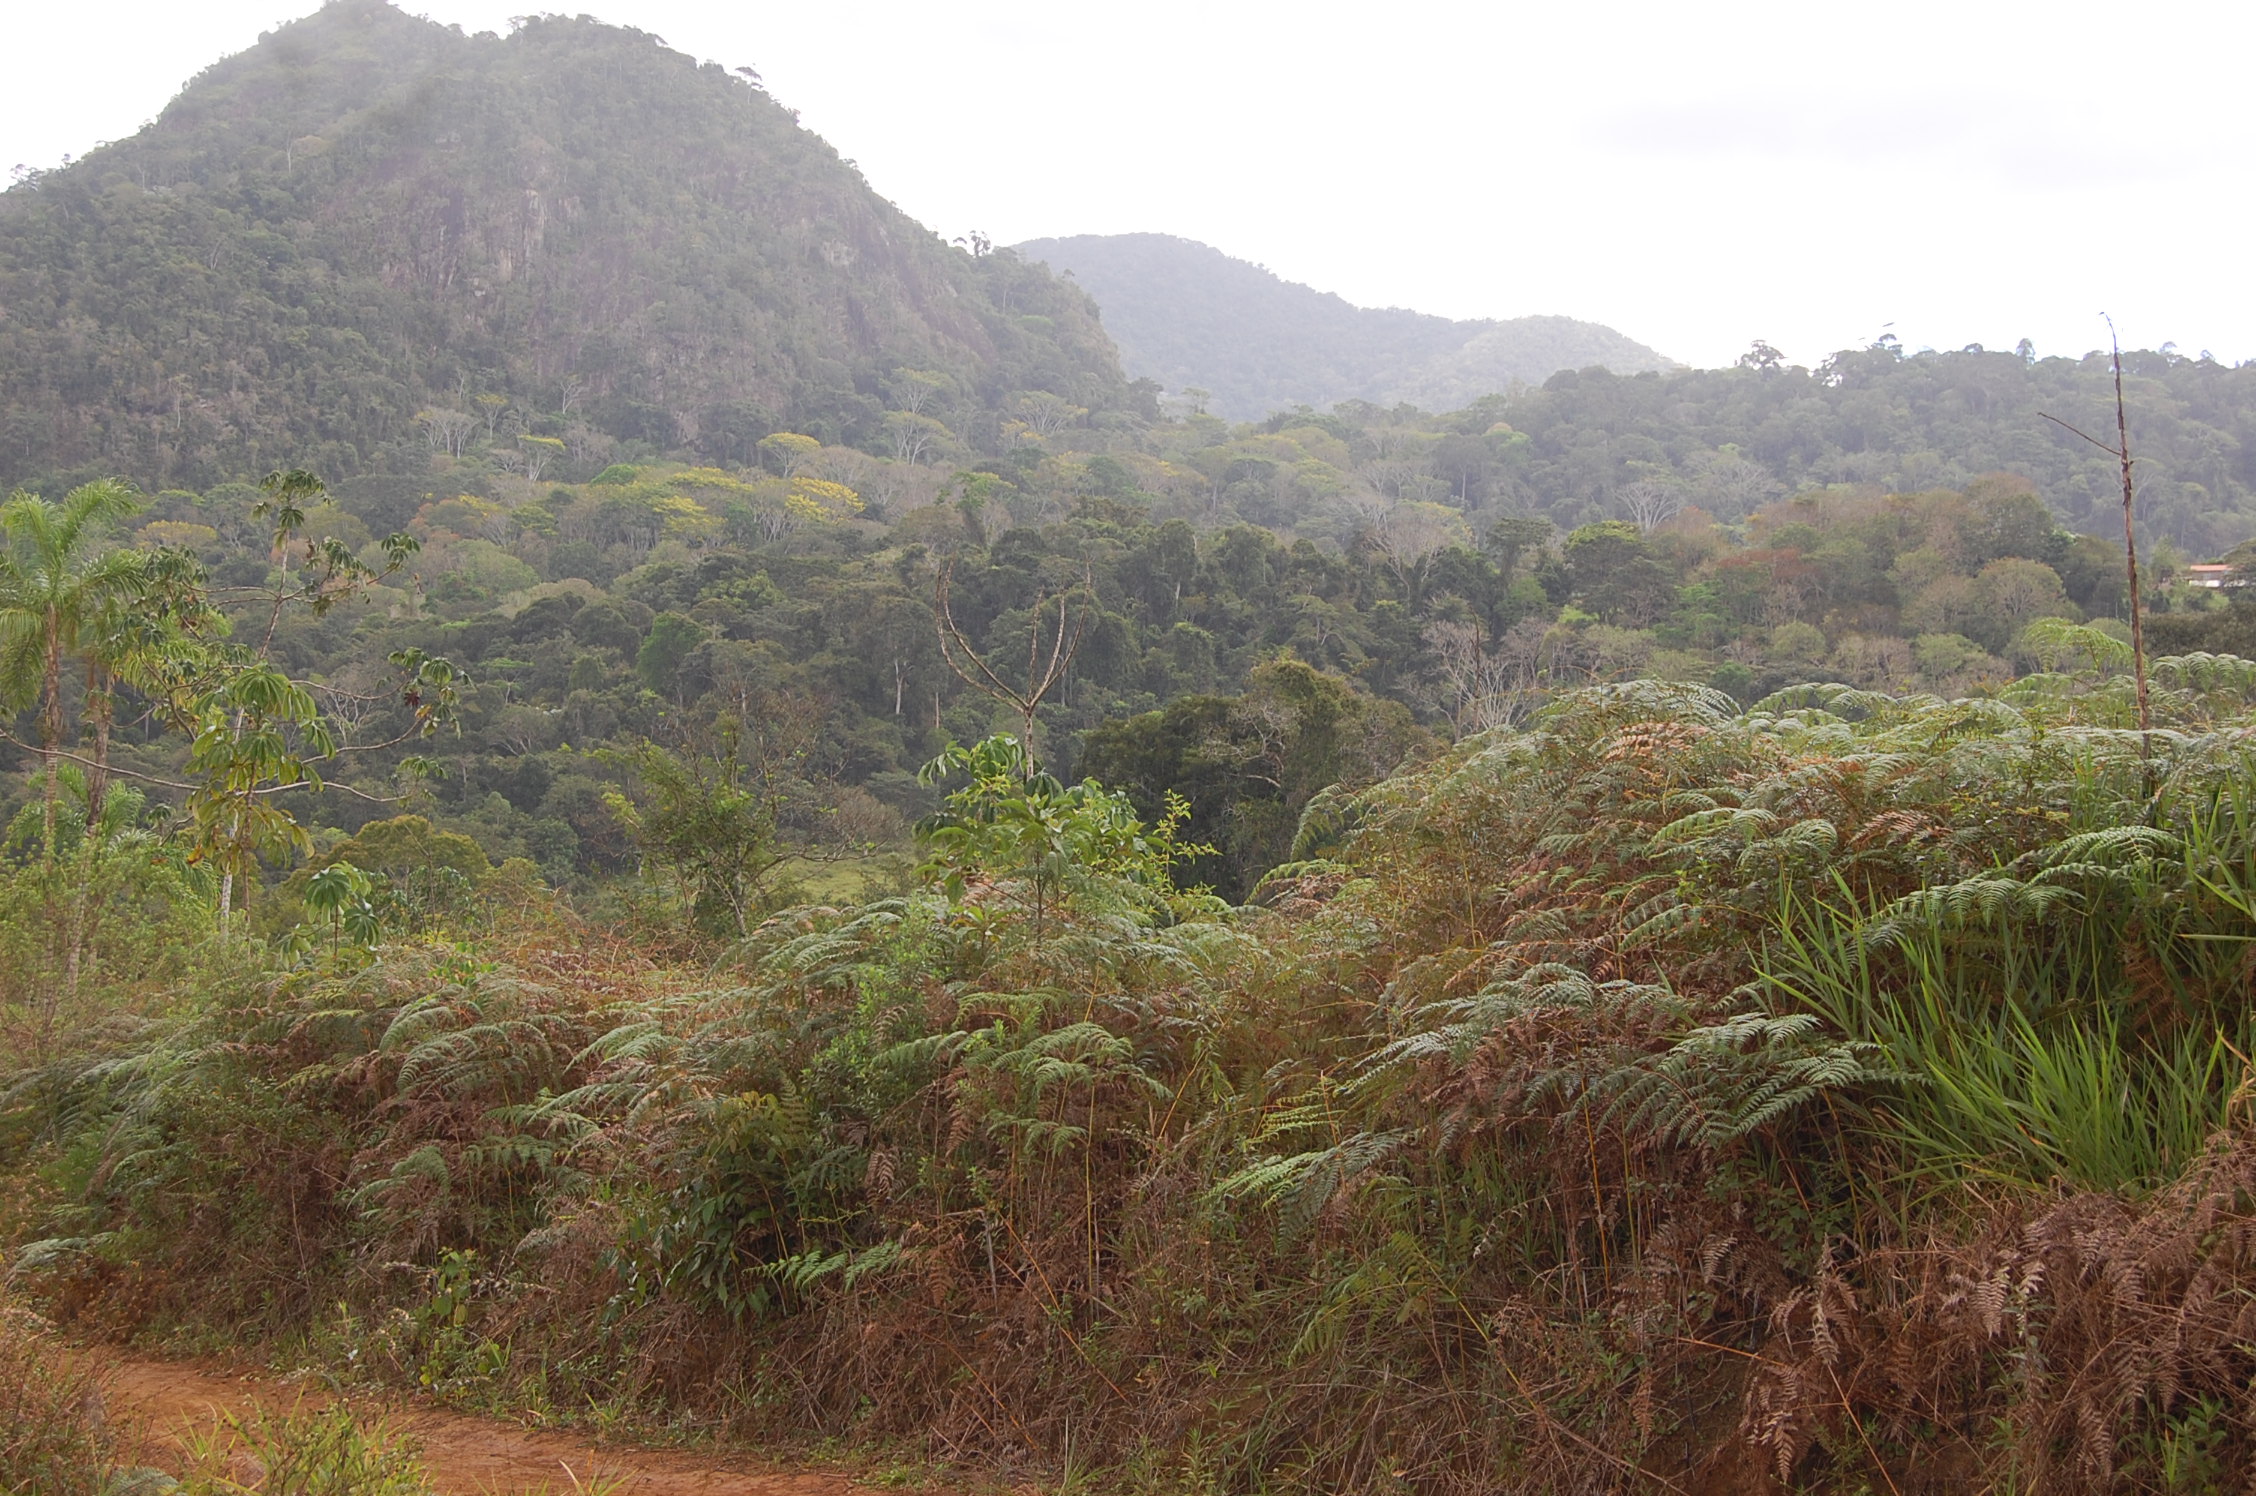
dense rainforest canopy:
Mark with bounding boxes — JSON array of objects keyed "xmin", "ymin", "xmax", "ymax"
[{"xmin": 2, "ymin": 351, "xmax": 2255, "ymax": 920}]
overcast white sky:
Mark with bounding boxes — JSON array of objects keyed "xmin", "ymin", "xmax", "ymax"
[{"xmin": 6, "ymin": 1, "xmax": 2251, "ymax": 371}]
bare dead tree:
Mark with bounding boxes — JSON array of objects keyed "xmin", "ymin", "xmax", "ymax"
[
  {"xmin": 935, "ymin": 562, "xmax": 1092, "ymax": 766},
  {"xmin": 311, "ymin": 663, "xmax": 390, "ymax": 745},
  {"xmin": 1424, "ymin": 618, "xmax": 1523, "ymax": 733},
  {"xmin": 2040, "ymin": 315, "xmax": 2150, "ymax": 758},
  {"xmin": 1616, "ymin": 478, "xmax": 1687, "ymax": 533}
]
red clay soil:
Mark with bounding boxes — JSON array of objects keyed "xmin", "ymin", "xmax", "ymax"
[{"xmin": 99, "ymin": 1353, "xmax": 916, "ymax": 1496}]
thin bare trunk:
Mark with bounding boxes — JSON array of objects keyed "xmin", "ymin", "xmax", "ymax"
[
  {"xmin": 216, "ymin": 707, "xmax": 246, "ymax": 935},
  {"xmin": 2040, "ymin": 319, "xmax": 2149, "ymax": 765},
  {"xmin": 2111, "ymin": 333, "xmax": 2151, "ymax": 750},
  {"xmin": 63, "ymin": 832, "xmax": 92, "ymax": 1010},
  {"xmin": 86, "ymin": 663, "xmax": 111, "ymax": 821},
  {"xmin": 63, "ymin": 661, "xmax": 113, "ymax": 1009},
  {"xmin": 39, "ymin": 613, "xmax": 60, "ymax": 863}
]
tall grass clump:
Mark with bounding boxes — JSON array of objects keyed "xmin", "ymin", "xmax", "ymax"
[
  {"xmin": 0, "ymin": 1301, "xmax": 121, "ymax": 1496},
  {"xmin": 174, "ymin": 1405, "xmax": 432, "ymax": 1496},
  {"xmin": 1766, "ymin": 880, "xmax": 2253, "ymax": 1194}
]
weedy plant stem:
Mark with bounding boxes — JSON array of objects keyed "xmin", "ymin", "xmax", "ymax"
[{"xmin": 2040, "ymin": 315, "xmax": 2151, "ymax": 769}]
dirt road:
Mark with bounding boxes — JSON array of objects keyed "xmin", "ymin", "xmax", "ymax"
[{"xmin": 100, "ymin": 1354, "xmax": 910, "ymax": 1496}]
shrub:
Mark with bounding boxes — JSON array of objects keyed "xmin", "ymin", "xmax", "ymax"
[
  {"xmin": 175, "ymin": 1404, "xmax": 430, "ymax": 1496},
  {"xmin": 0, "ymin": 1302, "xmax": 119, "ymax": 1496}
]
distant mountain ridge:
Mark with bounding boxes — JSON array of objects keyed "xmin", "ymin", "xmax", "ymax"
[
  {"xmin": 1014, "ymin": 233, "xmax": 1678, "ymax": 421},
  {"xmin": 0, "ymin": 1, "xmax": 1130, "ymax": 490}
]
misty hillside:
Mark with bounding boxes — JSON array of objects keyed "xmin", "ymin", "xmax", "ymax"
[
  {"xmin": 1014, "ymin": 232, "xmax": 1677, "ymax": 420},
  {"xmin": 0, "ymin": 1, "xmax": 1131, "ymax": 490}
]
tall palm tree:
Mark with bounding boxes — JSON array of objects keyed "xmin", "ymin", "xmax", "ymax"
[{"xmin": 0, "ymin": 480, "xmax": 152, "ymax": 860}]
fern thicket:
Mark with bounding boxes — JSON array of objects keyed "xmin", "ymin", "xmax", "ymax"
[{"xmin": 9, "ymin": 661, "xmax": 2256, "ymax": 1491}]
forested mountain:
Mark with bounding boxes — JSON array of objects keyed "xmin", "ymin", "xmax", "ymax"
[
  {"xmin": 0, "ymin": 1, "xmax": 1134, "ymax": 492},
  {"xmin": 1013, "ymin": 232, "xmax": 1678, "ymax": 420},
  {"xmin": 1489, "ymin": 347, "xmax": 2256, "ymax": 554}
]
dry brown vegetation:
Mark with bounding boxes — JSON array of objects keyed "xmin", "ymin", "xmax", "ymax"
[
  {"xmin": 0, "ymin": 1302, "xmax": 123, "ymax": 1495},
  {"xmin": 9, "ymin": 652, "xmax": 2256, "ymax": 1493}
]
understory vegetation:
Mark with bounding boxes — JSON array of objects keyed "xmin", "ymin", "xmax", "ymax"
[
  {"xmin": 0, "ymin": 1302, "xmax": 122, "ymax": 1495},
  {"xmin": 10, "ymin": 631, "xmax": 2256, "ymax": 1493}
]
